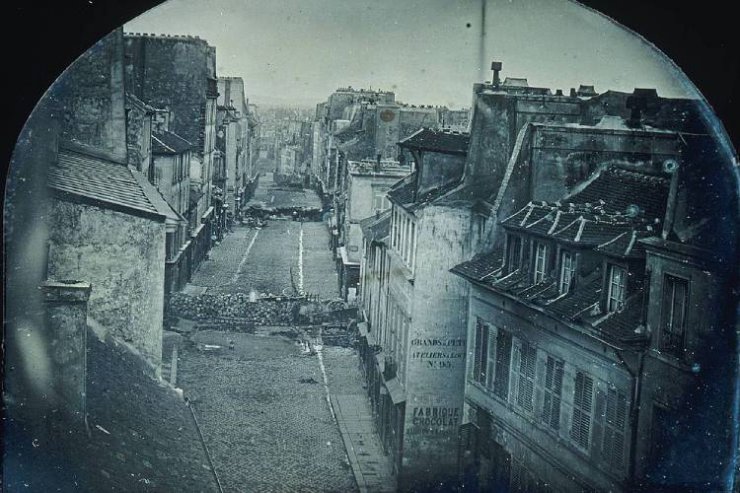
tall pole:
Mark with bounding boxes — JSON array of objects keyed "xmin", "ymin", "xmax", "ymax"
[{"xmin": 479, "ymin": 0, "xmax": 487, "ymax": 81}]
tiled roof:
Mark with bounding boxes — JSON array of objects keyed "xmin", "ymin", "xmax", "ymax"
[
  {"xmin": 360, "ymin": 210, "xmax": 391, "ymax": 242},
  {"xmin": 4, "ymin": 332, "xmax": 219, "ymax": 491},
  {"xmin": 547, "ymin": 271, "xmax": 603, "ymax": 321},
  {"xmin": 398, "ymin": 128, "xmax": 470, "ymax": 155},
  {"xmin": 130, "ymin": 170, "xmax": 184, "ymax": 223},
  {"xmin": 386, "ymin": 171, "xmax": 462, "ymax": 212},
  {"xmin": 565, "ymin": 165, "xmax": 670, "ymax": 222},
  {"xmin": 450, "ymin": 251, "xmax": 503, "ymax": 282},
  {"xmin": 50, "ymin": 143, "xmax": 163, "ymax": 218},
  {"xmin": 152, "ymin": 130, "xmax": 195, "ymax": 155},
  {"xmin": 593, "ymin": 291, "xmax": 647, "ymax": 343},
  {"xmin": 386, "ymin": 173, "xmax": 416, "ymax": 206}
]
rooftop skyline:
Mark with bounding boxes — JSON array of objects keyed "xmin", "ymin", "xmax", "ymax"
[{"xmin": 123, "ymin": 0, "xmax": 697, "ymax": 109}]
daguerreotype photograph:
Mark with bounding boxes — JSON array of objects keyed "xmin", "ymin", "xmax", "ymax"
[{"xmin": 3, "ymin": 0, "xmax": 739, "ymax": 491}]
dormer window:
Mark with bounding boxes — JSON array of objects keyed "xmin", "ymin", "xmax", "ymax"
[
  {"xmin": 533, "ymin": 242, "xmax": 548, "ymax": 283},
  {"xmin": 607, "ymin": 264, "xmax": 627, "ymax": 312},
  {"xmin": 506, "ymin": 234, "xmax": 522, "ymax": 272},
  {"xmin": 660, "ymin": 274, "xmax": 688, "ymax": 356},
  {"xmin": 559, "ymin": 251, "xmax": 575, "ymax": 294}
]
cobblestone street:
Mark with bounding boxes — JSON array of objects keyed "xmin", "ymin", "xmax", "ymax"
[
  {"xmin": 178, "ymin": 328, "xmax": 359, "ymax": 492},
  {"xmin": 171, "ymin": 182, "xmax": 383, "ymax": 491},
  {"xmin": 189, "ymin": 220, "xmax": 339, "ymax": 299}
]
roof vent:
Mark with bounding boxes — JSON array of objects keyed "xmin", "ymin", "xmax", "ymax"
[{"xmin": 625, "ymin": 204, "xmax": 641, "ymax": 218}]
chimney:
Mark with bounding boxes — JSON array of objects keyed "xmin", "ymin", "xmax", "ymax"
[
  {"xmin": 555, "ymin": 89, "xmax": 563, "ymax": 96},
  {"xmin": 40, "ymin": 280, "xmax": 91, "ymax": 429},
  {"xmin": 626, "ymin": 89, "xmax": 655, "ymax": 128},
  {"xmin": 491, "ymin": 61, "xmax": 502, "ymax": 87},
  {"xmin": 569, "ymin": 88, "xmax": 577, "ymax": 98}
]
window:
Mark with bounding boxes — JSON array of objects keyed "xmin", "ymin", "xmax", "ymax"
[
  {"xmin": 515, "ymin": 341, "xmax": 537, "ymax": 412},
  {"xmin": 560, "ymin": 251, "xmax": 575, "ymax": 294},
  {"xmin": 660, "ymin": 274, "xmax": 689, "ymax": 356},
  {"xmin": 493, "ymin": 329, "xmax": 513, "ymax": 401},
  {"xmin": 570, "ymin": 371, "xmax": 594, "ymax": 450},
  {"xmin": 601, "ymin": 387, "xmax": 627, "ymax": 469},
  {"xmin": 507, "ymin": 235, "xmax": 522, "ymax": 272},
  {"xmin": 372, "ymin": 187, "xmax": 390, "ymax": 212},
  {"xmin": 533, "ymin": 242, "xmax": 548, "ymax": 283},
  {"xmin": 607, "ymin": 264, "xmax": 626, "ymax": 312},
  {"xmin": 541, "ymin": 356, "xmax": 564, "ymax": 431},
  {"xmin": 473, "ymin": 318, "xmax": 490, "ymax": 384}
]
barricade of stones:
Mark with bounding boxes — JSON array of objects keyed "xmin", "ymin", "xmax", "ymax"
[{"xmin": 168, "ymin": 292, "xmax": 356, "ymax": 326}]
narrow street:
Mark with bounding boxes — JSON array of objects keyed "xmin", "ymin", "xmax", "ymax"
[{"xmin": 167, "ymin": 178, "xmax": 393, "ymax": 492}]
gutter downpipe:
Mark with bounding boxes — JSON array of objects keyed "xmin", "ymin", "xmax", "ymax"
[{"xmin": 615, "ymin": 347, "xmax": 646, "ymax": 490}]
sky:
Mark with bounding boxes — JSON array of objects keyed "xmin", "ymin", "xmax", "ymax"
[{"xmin": 125, "ymin": 0, "xmax": 698, "ymax": 109}]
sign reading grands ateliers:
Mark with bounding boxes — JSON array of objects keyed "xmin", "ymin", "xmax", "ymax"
[{"xmin": 407, "ymin": 336, "xmax": 466, "ymax": 433}]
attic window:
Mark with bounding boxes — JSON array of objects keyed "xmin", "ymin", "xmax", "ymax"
[
  {"xmin": 533, "ymin": 242, "xmax": 548, "ymax": 283},
  {"xmin": 559, "ymin": 251, "xmax": 575, "ymax": 294},
  {"xmin": 606, "ymin": 264, "xmax": 626, "ymax": 312}
]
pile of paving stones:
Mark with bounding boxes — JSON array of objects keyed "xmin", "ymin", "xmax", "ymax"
[{"xmin": 169, "ymin": 293, "xmax": 302, "ymax": 325}]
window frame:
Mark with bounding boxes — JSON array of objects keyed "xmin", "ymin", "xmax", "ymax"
[
  {"xmin": 606, "ymin": 264, "xmax": 627, "ymax": 312},
  {"xmin": 559, "ymin": 250, "xmax": 575, "ymax": 294},
  {"xmin": 570, "ymin": 370, "xmax": 594, "ymax": 451},
  {"xmin": 533, "ymin": 241, "xmax": 548, "ymax": 284},
  {"xmin": 659, "ymin": 273, "xmax": 689, "ymax": 356}
]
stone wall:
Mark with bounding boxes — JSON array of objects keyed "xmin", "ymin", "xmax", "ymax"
[
  {"xmin": 53, "ymin": 28, "xmax": 127, "ymax": 162},
  {"xmin": 400, "ymin": 204, "xmax": 473, "ymax": 489},
  {"xmin": 124, "ymin": 34, "xmax": 212, "ymax": 155},
  {"xmin": 47, "ymin": 199, "xmax": 166, "ymax": 365}
]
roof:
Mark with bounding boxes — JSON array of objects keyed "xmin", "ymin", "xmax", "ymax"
[
  {"xmin": 152, "ymin": 130, "xmax": 195, "ymax": 155},
  {"xmin": 360, "ymin": 210, "xmax": 391, "ymax": 242},
  {"xmin": 4, "ymin": 331, "xmax": 219, "ymax": 491},
  {"xmin": 398, "ymin": 128, "xmax": 470, "ymax": 155},
  {"xmin": 386, "ymin": 171, "xmax": 463, "ymax": 212},
  {"xmin": 564, "ymin": 165, "xmax": 671, "ymax": 222},
  {"xmin": 502, "ymin": 77, "xmax": 529, "ymax": 88},
  {"xmin": 348, "ymin": 159, "xmax": 410, "ymax": 177},
  {"xmin": 50, "ymin": 143, "xmax": 164, "ymax": 219},
  {"xmin": 130, "ymin": 170, "xmax": 185, "ymax": 223},
  {"xmin": 450, "ymin": 251, "xmax": 503, "ymax": 282}
]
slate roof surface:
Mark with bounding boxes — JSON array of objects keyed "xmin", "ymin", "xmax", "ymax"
[
  {"xmin": 449, "ymin": 251, "xmax": 503, "ymax": 282},
  {"xmin": 359, "ymin": 209, "xmax": 391, "ymax": 242},
  {"xmin": 398, "ymin": 128, "xmax": 470, "ymax": 155},
  {"xmin": 565, "ymin": 165, "xmax": 670, "ymax": 221},
  {"xmin": 50, "ymin": 143, "xmax": 162, "ymax": 217},
  {"xmin": 386, "ymin": 171, "xmax": 463, "ymax": 212},
  {"xmin": 4, "ymin": 332, "xmax": 219, "ymax": 492},
  {"xmin": 152, "ymin": 130, "xmax": 195, "ymax": 155},
  {"xmin": 130, "ymin": 170, "xmax": 184, "ymax": 223}
]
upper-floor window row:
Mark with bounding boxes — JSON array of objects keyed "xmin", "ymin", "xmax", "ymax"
[
  {"xmin": 391, "ymin": 206, "xmax": 417, "ymax": 272},
  {"xmin": 471, "ymin": 320, "xmax": 628, "ymax": 470}
]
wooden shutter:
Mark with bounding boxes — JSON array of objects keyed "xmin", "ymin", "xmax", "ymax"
[{"xmin": 591, "ymin": 386, "xmax": 606, "ymax": 461}]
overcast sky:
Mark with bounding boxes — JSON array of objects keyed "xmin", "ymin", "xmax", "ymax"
[{"xmin": 125, "ymin": 0, "xmax": 698, "ymax": 108}]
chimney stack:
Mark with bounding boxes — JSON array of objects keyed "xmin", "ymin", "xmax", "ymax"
[
  {"xmin": 626, "ymin": 89, "xmax": 656, "ymax": 128},
  {"xmin": 40, "ymin": 280, "xmax": 91, "ymax": 429},
  {"xmin": 491, "ymin": 61, "xmax": 502, "ymax": 87}
]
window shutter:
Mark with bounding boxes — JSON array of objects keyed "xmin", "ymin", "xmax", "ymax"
[
  {"xmin": 511, "ymin": 340, "xmax": 522, "ymax": 406},
  {"xmin": 534, "ymin": 352, "xmax": 547, "ymax": 422},
  {"xmin": 473, "ymin": 319, "xmax": 483, "ymax": 382},
  {"xmin": 592, "ymin": 387, "xmax": 606, "ymax": 461}
]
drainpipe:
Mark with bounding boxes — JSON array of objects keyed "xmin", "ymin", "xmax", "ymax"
[{"xmin": 616, "ymin": 348, "xmax": 646, "ymax": 486}]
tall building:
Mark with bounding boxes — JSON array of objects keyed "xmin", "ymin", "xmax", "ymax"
[{"xmin": 124, "ymin": 32, "xmax": 220, "ymax": 269}]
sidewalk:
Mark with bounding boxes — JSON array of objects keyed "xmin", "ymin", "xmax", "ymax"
[{"xmin": 331, "ymin": 394, "xmax": 396, "ymax": 493}]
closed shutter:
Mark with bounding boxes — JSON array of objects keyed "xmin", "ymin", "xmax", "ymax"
[
  {"xmin": 494, "ymin": 330, "xmax": 513, "ymax": 400},
  {"xmin": 591, "ymin": 387, "xmax": 606, "ymax": 461},
  {"xmin": 570, "ymin": 371, "xmax": 594, "ymax": 450},
  {"xmin": 511, "ymin": 341, "xmax": 522, "ymax": 407},
  {"xmin": 473, "ymin": 319, "xmax": 483, "ymax": 381},
  {"xmin": 602, "ymin": 388, "xmax": 627, "ymax": 470}
]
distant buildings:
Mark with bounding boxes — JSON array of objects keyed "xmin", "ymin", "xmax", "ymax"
[{"xmin": 356, "ymin": 63, "xmax": 738, "ymax": 491}]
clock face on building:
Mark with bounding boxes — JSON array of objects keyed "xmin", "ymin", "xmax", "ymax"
[{"xmin": 379, "ymin": 109, "xmax": 396, "ymax": 122}]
